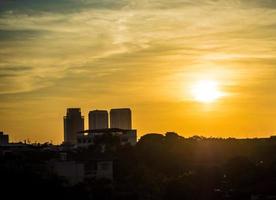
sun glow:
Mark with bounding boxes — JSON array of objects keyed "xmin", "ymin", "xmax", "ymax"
[{"xmin": 191, "ymin": 80, "xmax": 224, "ymax": 103}]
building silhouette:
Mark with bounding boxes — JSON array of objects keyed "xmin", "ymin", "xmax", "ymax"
[
  {"xmin": 89, "ymin": 110, "xmax": 108, "ymax": 130},
  {"xmin": 110, "ymin": 108, "xmax": 132, "ymax": 130},
  {"xmin": 77, "ymin": 128, "xmax": 137, "ymax": 146},
  {"xmin": 64, "ymin": 108, "xmax": 84, "ymax": 144},
  {"xmin": 0, "ymin": 132, "xmax": 9, "ymax": 146}
]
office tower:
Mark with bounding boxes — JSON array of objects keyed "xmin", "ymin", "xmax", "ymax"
[
  {"xmin": 64, "ymin": 108, "xmax": 84, "ymax": 144},
  {"xmin": 89, "ymin": 110, "xmax": 108, "ymax": 130},
  {"xmin": 110, "ymin": 108, "xmax": 132, "ymax": 130}
]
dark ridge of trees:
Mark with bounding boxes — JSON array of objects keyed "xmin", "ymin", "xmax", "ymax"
[{"xmin": 1, "ymin": 133, "xmax": 276, "ymax": 200}]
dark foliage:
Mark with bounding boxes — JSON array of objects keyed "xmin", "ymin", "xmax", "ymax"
[{"xmin": 1, "ymin": 134, "xmax": 276, "ymax": 200}]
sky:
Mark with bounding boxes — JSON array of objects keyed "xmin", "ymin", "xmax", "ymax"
[{"xmin": 1, "ymin": 0, "xmax": 276, "ymax": 143}]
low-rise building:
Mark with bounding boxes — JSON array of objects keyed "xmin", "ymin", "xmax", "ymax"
[
  {"xmin": 49, "ymin": 160, "xmax": 85, "ymax": 186},
  {"xmin": 85, "ymin": 158, "xmax": 114, "ymax": 181},
  {"xmin": 49, "ymin": 152, "xmax": 114, "ymax": 185},
  {"xmin": 77, "ymin": 128, "xmax": 137, "ymax": 147}
]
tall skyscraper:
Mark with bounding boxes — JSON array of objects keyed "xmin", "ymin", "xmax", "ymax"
[
  {"xmin": 110, "ymin": 108, "xmax": 132, "ymax": 130},
  {"xmin": 89, "ymin": 110, "xmax": 108, "ymax": 130},
  {"xmin": 64, "ymin": 108, "xmax": 84, "ymax": 144}
]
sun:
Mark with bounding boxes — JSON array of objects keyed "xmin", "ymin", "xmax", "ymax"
[{"xmin": 191, "ymin": 80, "xmax": 223, "ymax": 103}]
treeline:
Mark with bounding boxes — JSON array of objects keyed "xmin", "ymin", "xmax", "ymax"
[{"xmin": 111, "ymin": 133, "xmax": 276, "ymax": 200}]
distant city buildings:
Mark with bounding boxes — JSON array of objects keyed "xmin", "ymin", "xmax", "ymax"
[
  {"xmin": 110, "ymin": 108, "xmax": 132, "ymax": 130},
  {"xmin": 64, "ymin": 108, "xmax": 84, "ymax": 144},
  {"xmin": 0, "ymin": 132, "xmax": 9, "ymax": 146},
  {"xmin": 89, "ymin": 110, "xmax": 108, "ymax": 130},
  {"xmin": 63, "ymin": 107, "xmax": 136, "ymax": 146}
]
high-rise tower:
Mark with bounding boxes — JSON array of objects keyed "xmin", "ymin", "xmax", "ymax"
[
  {"xmin": 64, "ymin": 108, "xmax": 84, "ymax": 144},
  {"xmin": 88, "ymin": 110, "xmax": 108, "ymax": 130},
  {"xmin": 110, "ymin": 108, "xmax": 132, "ymax": 130}
]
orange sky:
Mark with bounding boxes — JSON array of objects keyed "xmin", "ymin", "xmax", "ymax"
[{"xmin": 1, "ymin": 0, "xmax": 276, "ymax": 143}]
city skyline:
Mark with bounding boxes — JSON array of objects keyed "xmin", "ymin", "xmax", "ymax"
[
  {"xmin": 3, "ymin": 105, "xmax": 276, "ymax": 144},
  {"xmin": 64, "ymin": 107, "xmax": 134, "ymax": 145},
  {"xmin": 2, "ymin": 0, "xmax": 276, "ymax": 143}
]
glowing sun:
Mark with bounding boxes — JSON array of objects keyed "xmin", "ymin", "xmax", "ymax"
[{"xmin": 191, "ymin": 80, "xmax": 223, "ymax": 103}]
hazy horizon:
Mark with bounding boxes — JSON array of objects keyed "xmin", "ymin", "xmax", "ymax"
[{"xmin": 1, "ymin": 0, "xmax": 276, "ymax": 143}]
